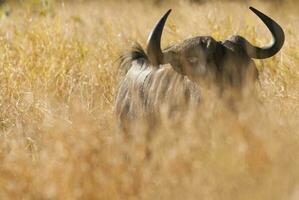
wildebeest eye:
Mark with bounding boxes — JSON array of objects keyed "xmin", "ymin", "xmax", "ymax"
[{"xmin": 188, "ymin": 57, "xmax": 199, "ymax": 65}]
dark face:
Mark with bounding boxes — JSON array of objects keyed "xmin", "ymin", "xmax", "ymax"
[
  {"xmin": 164, "ymin": 36, "xmax": 222, "ymax": 81},
  {"xmin": 163, "ymin": 36, "xmax": 260, "ymax": 89}
]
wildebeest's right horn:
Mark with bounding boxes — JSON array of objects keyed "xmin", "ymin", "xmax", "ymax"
[
  {"xmin": 243, "ymin": 7, "xmax": 285, "ymax": 59},
  {"xmin": 146, "ymin": 9, "xmax": 171, "ymax": 66}
]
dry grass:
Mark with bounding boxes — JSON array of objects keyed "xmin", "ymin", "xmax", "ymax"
[{"xmin": 0, "ymin": 0, "xmax": 298, "ymax": 199}]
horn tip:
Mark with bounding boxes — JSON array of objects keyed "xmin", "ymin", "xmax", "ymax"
[
  {"xmin": 249, "ymin": 6, "xmax": 257, "ymax": 12},
  {"xmin": 249, "ymin": 6, "xmax": 261, "ymax": 15},
  {"xmin": 164, "ymin": 9, "xmax": 172, "ymax": 18}
]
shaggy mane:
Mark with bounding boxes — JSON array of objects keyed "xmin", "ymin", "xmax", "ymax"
[{"xmin": 118, "ymin": 43, "xmax": 148, "ymax": 75}]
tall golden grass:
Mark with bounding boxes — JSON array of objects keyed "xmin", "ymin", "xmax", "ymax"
[{"xmin": 0, "ymin": 0, "xmax": 298, "ymax": 199}]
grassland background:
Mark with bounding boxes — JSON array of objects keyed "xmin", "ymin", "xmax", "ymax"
[{"xmin": 0, "ymin": 0, "xmax": 298, "ymax": 199}]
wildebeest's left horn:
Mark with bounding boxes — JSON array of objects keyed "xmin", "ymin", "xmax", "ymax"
[
  {"xmin": 146, "ymin": 9, "xmax": 171, "ymax": 66},
  {"xmin": 242, "ymin": 7, "xmax": 285, "ymax": 59}
]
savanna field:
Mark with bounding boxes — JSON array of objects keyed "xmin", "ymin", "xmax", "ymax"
[{"xmin": 0, "ymin": 0, "xmax": 298, "ymax": 199}]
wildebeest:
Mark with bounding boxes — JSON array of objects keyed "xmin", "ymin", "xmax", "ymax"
[{"xmin": 115, "ymin": 7, "xmax": 284, "ymax": 130}]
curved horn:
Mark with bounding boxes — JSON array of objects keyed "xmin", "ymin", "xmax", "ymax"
[
  {"xmin": 146, "ymin": 9, "xmax": 171, "ymax": 66},
  {"xmin": 242, "ymin": 7, "xmax": 285, "ymax": 59}
]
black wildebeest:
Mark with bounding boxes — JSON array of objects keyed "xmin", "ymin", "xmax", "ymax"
[{"xmin": 115, "ymin": 7, "xmax": 285, "ymax": 130}]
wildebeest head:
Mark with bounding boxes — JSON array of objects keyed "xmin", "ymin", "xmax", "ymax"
[{"xmin": 146, "ymin": 7, "xmax": 285, "ymax": 87}]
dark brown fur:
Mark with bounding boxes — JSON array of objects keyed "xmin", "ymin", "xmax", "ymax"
[
  {"xmin": 115, "ymin": 7, "xmax": 284, "ymax": 131},
  {"xmin": 115, "ymin": 36, "xmax": 257, "ymax": 131}
]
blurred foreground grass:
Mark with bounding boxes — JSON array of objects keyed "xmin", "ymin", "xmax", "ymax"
[{"xmin": 0, "ymin": 0, "xmax": 298, "ymax": 199}]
